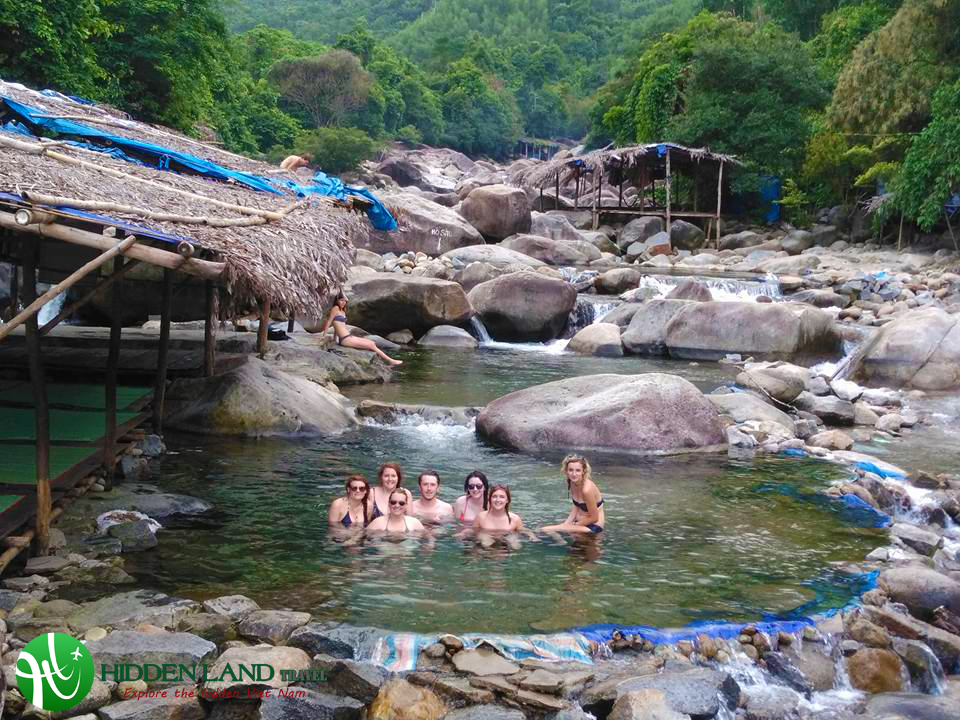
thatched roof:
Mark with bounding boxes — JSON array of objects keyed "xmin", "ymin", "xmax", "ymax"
[
  {"xmin": 513, "ymin": 143, "xmax": 741, "ymax": 189},
  {"xmin": 0, "ymin": 79, "xmax": 367, "ymax": 316}
]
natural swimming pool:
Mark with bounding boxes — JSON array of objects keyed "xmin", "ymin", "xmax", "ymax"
[{"xmin": 122, "ymin": 345, "xmax": 884, "ymax": 634}]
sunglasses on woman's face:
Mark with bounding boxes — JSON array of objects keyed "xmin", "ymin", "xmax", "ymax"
[
  {"xmin": 349, "ymin": 485, "xmax": 366, "ymax": 492},
  {"xmin": 389, "ymin": 500, "xmax": 407, "ymax": 507},
  {"xmin": 467, "ymin": 483, "xmax": 484, "ymax": 490}
]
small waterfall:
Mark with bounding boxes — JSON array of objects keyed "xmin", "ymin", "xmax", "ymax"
[
  {"xmin": 624, "ymin": 274, "xmax": 782, "ymax": 303},
  {"xmin": 36, "ymin": 289, "xmax": 67, "ymax": 326},
  {"xmin": 469, "ymin": 316, "xmax": 492, "ymax": 343}
]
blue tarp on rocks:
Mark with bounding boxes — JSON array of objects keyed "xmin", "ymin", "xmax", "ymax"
[{"xmin": 295, "ymin": 172, "xmax": 398, "ymax": 232}]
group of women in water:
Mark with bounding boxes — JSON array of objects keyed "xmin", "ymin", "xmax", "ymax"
[{"xmin": 328, "ymin": 455, "xmax": 605, "ymax": 544}]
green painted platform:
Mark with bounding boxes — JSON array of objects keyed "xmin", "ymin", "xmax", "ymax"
[
  {"xmin": 0, "ymin": 445, "xmax": 100, "ymax": 487},
  {"xmin": 0, "ymin": 409, "xmax": 140, "ymax": 442},
  {"xmin": 0, "ymin": 384, "xmax": 151, "ymax": 410}
]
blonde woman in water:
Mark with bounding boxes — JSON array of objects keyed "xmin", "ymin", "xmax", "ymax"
[{"xmin": 541, "ymin": 454, "xmax": 605, "ymax": 534}]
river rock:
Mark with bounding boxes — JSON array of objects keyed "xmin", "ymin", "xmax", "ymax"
[
  {"xmin": 441, "ymin": 245, "xmax": 545, "ymax": 270},
  {"xmin": 663, "ymin": 302, "xmax": 841, "ymax": 362},
  {"xmin": 417, "ymin": 325, "xmax": 478, "ymax": 348},
  {"xmin": 363, "ymin": 191, "xmax": 483, "ymax": 255},
  {"xmin": 596, "ymin": 268, "xmax": 644, "ymax": 294},
  {"xmin": 377, "ymin": 156, "xmax": 451, "ymax": 193},
  {"xmin": 122, "ymin": 493, "xmax": 212, "ymax": 519},
  {"xmin": 789, "ymin": 289, "xmax": 849, "ymax": 308},
  {"xmin": 67, "ymin": 590, "xmax": 197, "ymax": 633},
  {"xmin": 581, "ymin": 230, "xmax": 620, "ymax": 255},
  {"xmin": 719, "ymin": 231, "xmax": 763, "ymax": 251},
  {"xmin": 476, "ymin": 373, "xmax": 725, "ymax": 455},
  {"xmin": 865, "ymin": 692, "xmax": 960, "ymax": 720},
  {"xmin": 601, "ymin": 303, "xmax": 643, "ymax": 329},
  {"xmin": 608, "ymin": 688, "xmax": 686, "ymax": 720},
  {"xmin": 621, "ymin": 300, "xmax": 693, "ymax": 355},
  {"xmin": 260, "ymin": 688, "xmax": 364, "ymax": 720},
  {"xmin": 806, "ymin": 429, "xmax": 853, "ymax": 450},
  {"xmin": 164, "ymin": 359, "xmax": 356, "ymax": 437},
  {"xmin": 177, "ymin": 613, "xmax": 236, "ymax": 646},
  {"xmin": 468, "ymin": 272, "xmax": 576, "ymax": 342},
  {"xmin": 368, "ymin": 679, "xmax": 445, "ymax": 720},
  {"xmin": 614, "ymin": 668, "xmax": 740, "ymax": 718},
  {"xmin": 443, "ymin": 707, "xmax": 524, "ymax": 720},
  {"xmin": 501, "ymin": 234, "xmax": 599, "ymax": 266},
  {"xmin": 529, "ymin": 212, "xmax": 585, "ymax": 243},
  {"xmin": 780, "ymin": 643, "xmax": 835, "ymax": 692},
  {"xmin": 203, "ymin": 595, "xmax": 261, "ymax": 621},
  {"xmin": 877, "ymin": 413, "xmax": 903, "ymax": 434},
  {"xmin": 669, "ymin": 220, "xmax": 705, "ymax": 251},
  {"xmin": 342, "ymin": 273, "xmax": 473, "ymax": 336},
  {"xmin": 707, "ymin": 392, "xmax": 795, "ymax": 434},
  {"xmin": 741, "ymin": 685, "xmax": 802, "ymax": 720},
  {"xmin": 754, "ymin": 255, "xmax": 821, "ymax": 274},
  {"xmin": 451, "ymin": 647, "xmax": 520, "ymax": 676},
  {"xmin": 792, "ymin": 392, "xmax": 855, "ymax": 425},
  {"xmin": 781, "ymin": 230, "xmax": 814, "ymax": 255},
  {"xmin": 455, "ymin": 261, "xmax": 501, "ymax": 292},
  {"xmin": 889, "ymin": 524, "xmax": 943, "ymax": 556},
  {"xmin": 618, "ymin": 217, "xmax": 664, "ymax": 251},
  {"xmin": 851, "ymin": 307, "xmax": 960, "ymax": 390},
  {"xmin": 846, "ymin": 648, "xmax": 905, "ymax": 693},
  {"xmin": 664, "ymin": 280, "xmax": 712, "ymax": 302},
  {"xmin": 287, "ymin": 623, "xmax": 384, "ymax": 660},
  {"xmin": 98, "ymin": 686, "xmax": 204, "ymax": 720},
  {"xmin": 204, "ymin": 645, "xmax": 311, "ymax": 695},
  {"xmin": 567, "ymin": 324, "xmax": 623, "ymax": 357},
  {"xmin": 86, "ymin": 631, "xmax": 216, "ymax": 686},
  {"xmin": 238, "ymin": 610, "xmax": 311, "ymax": 645},
  {"xmin": 863, "ymin": 604, "xmax": 960, "ymax": 670},
  {"xmin": 459, "ymin": 185, "xmax": 531, "ymax": 241},
  {"xmin": 108, "ymin": 520, "xmax": 158, "ymax": 552},
  {"xmin": 736, "ymin": 368, "xmax": 805, "ymax": 403},
  {"xmin": 854, "ymin": 403, "xmax": 880, "ymax": 425},
  {"xmin": 878, "ymin": 566, "xmax": 960, "ymax": 618}
]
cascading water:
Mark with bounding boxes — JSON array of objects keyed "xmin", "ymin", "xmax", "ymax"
[
  {"xmin": 623, "ymin": 273, "xmax": 782, "ymax": 303},
  {"xmin": 36, "ymin": 287, "xmax": 67, "ymax": 326}
]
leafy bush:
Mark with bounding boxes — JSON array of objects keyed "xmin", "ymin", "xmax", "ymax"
[
  {"xmin": 295, "ymin": 127, "xmax": 382, "ymax": 174},
  {"xmin": 395, "ymin": 125, "xmax": 422, "ymax": 145}
]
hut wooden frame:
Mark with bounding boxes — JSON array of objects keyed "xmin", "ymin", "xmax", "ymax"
[
  {"xmin": 514, "ymin": 143, "xmax": 741, "ymax": 244},
  {"xmin": 0, "ymin": 79, "xmax": 366, "ymax": 563}
]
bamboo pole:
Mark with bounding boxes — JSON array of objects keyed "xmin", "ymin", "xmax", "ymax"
[
  {"xmin": 0, "ymin": 235, "xmax": 137, "ymax": 343},
  {"xmin": 41, "ymin": 259, "xmax": 141, "ymax": 336},
  {"xmin": 555, "ymin": 172, "xmax": 560, "ymax": 210},
  {"xmin": 257, "ymin": 300, "xmax": 270, "ymax": 359},
  {"xmin": 287, "ymin": 315, "xmax": 296, "ymax": 333},
  {"xmin": 715, "ymin": 161, "xmax": 725, "ymax": 249},
  {"xmin": 943, "ymin": 209, "xmax": 959, "ymax": 253},
  {"xmin": 665, "ymin": 149, "xmax": 672, "ymax": 235},
  {"xmin": 103, "ymin": 256, "xmax": 123, "ymax": 489},
  {"xmin": 153, "ymin": 269, "xmax": 173, "ymax": 435},
  {"xmin": 204, "ymin": 280, "xmax": 216, "ymax": 377},
  {"xmin": 0, "ymin": 214, "xmax": 224, "ymax": 280},
  {"xmin": 6, "ymin": 257, "xmax": 18, "ymax": 321},
  {"xmin": 0, "ymin": 135, "xmax": 284, "ymax": 220},
  {"xmin": 22, "ymin": 244, "xmax": 51, "ymax": 556},
  {"xmin": 22, "ymin": 192, "xmax": 305, "ymax": 228}
]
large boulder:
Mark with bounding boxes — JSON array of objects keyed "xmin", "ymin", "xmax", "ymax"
[
  {"xmin": 669, "ymin": 220, "xmax": 706, "ymax": 251},
  {"xmin": 850, "ymin": 308, "xmax": 960, "ymax": 390},
  {"xmin": 664, "ymin": 302, "xmax": 842, "ymax": 362},
  {"xmin": 618, "ymin": 217, "xmax": 664, "ymax": 251},
  {"xmin": 362, "ymin": 191, "xmax": 483, "ymax": 255},
  {"xmin": 468, "ymin": 272, "xmax": 576, "ymax": 342},
  {"xmin": 529, "ymin": 212, "xmax": 585, "ymax": 243},
  {"xmin": 600, "ymin": 303, "xmax": 644, "ymax": 329},
  {"xmin": 781, "ymin": 230, "xmax": 814, "ymax": 255},
  {"xmin": 719, "ymin": 231, "xmax": 764, "ymax": 251},
  {"xmin": 707, "ymin": 392, "xmax": 796, "ymax": 434},
  {"xmin": 846, "ymin": 648, "xmax": 905, "ymax": 694},
  {"xmin": 621, "ymin": 300, "xmax": 693, "ymax": 355},
  {"xmin": 164, "ymin": 359, "xmax": 357, "ymax": 437},
  {"xmin": 595, "ymin": 268, "xmax": 644, "ymax": 294},
  {"xmin": 442, "ymin": 245, "xmax": 545, "ymax": 270},
  {"xmin": 459, "ymin": 185, "xmax": 531, "ymax": 241},
  {"xmin": 342, "ymin": 273, "xmax": 473, "ymax": 336},
  {"xmin": 567, "ymin": 323, "xmax": 623, "ymax": 357},
  {"xmin": 878, "ymin": 566, "xmax": 960, "ymax": 620},
  {"xmin": 501, "ymin": 234, "xmax": 599, "ymax": 266},
  {"xmin": 417, "ymin": 325, "xmax": 479, "ymax": 348},
  {"xmin": 475, "ymin": 373, "xmax": 726, "ymax": 455},
  {"xmin": 665, "ymin": 280, "xmax": 712, "ymax": 302},
  {"xmin": 456, "ymin": 261, "xmax": 501, "ymax": 292}
]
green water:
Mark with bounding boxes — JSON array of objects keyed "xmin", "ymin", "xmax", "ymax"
[{"xmin": 122, "ymin": 340, "xmax": 884, "ymax": 634}]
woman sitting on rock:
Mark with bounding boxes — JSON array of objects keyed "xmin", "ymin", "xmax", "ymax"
[
  {"xmin": 328, "ymin": 475, "xmax": 372, "ymax": 529},
  {"xmin": 320, "ymin": 294, "xmax": 403, "ymax": 366},
  {"xmin": 366, "ymin": 489, "xmax": 425, "ymax": 534},
  {"xmin": 370, "ymin": 463, "xmax": 414, "ymax": 521},
  {"xmin": 452, "ymin": 471, "xmax": 489, "ymax": 524},
  {"xmin": 541, "ymin": 454, "xmax": 605, "ymax": 535},
  {"xmin": 473, "ymin": 484, "xmax": 535, "ymax": 548}
]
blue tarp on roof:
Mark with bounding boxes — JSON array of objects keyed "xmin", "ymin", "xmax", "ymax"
[{"xmin": 1, "ymin": 94, "xmax": 398, "ymax": 231}]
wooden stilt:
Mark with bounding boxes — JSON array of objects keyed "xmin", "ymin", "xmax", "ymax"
[
  {"xmin": 204, "ymin": 280, "xmax": 216, "ymax": 377},
  {"xmin": 715, "ymin": 161, "xmax": 725, "ymax": 249},
  {"xmin": 257, "ymin": 300, "xmax": 270, "ymax": 359},
  {"xmin": 103, "ymin": 256, "xmax": 123, "ymax": 489},
  {"xmin": 287, "ymin": 315, "xmax": 295, "ymax": 333},
  {"xmin": 943, "ymin": 209, "xmax": 958, "ymax": 253},
  {"xmin": 23, "ymin": 243, "xmax": 51, "ymax": 556},
  {"xmin": 555, "ymin": 173, "xmax": 560, "ymax": 211},
  {"xmin": 618, "ymin": 180, "xmax": 623, "ymax": 208},
  {"xmin": 152, "ymin": 269, "xmax": 172, "ymax": 435},
  {"xmin": 6, "ymin": 257, "xmax": 18, "ymax": 320}
]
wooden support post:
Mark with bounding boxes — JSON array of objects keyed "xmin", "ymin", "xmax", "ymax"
[
  {"xmin": 665, "ymin": 149, "xmax": 672, "ymax": 234},
  {"xmin": 152, "ymin": 269, "xmax": 173, "ymax": 435},
  {"xmin": 574, "ymin": 172, "xmax": 580, "ymax": 210},
  {"xmin": 287, "ymin": 315, "xmax": 296, "ymax": 334},
  {"xmin": 944, "ymin": 209, "xmax": 959, "ymax": 253},
  {"xmin": 693, "ymin": 164, "xmax": 700, "ymax": 213},
  {"xmin": 22, "ymin": 243, "xmax": 51, "ymax": 556},
  {"xmin": 555, "ymin": 173, "xmax": 560, "ymax": 211},
  {"xmin": 0, "ymin": 235, "xmax": 137, "ymax": 342},
  {"xmin": 715, "ymin": 161, "xmax": 725, "ymax": 249},
  {"xmin": 7, "ymin": 257, "xmax": 18, "ymax": 320},
  {"xmin": 103, "ymin": 256, "xmax": 123, "ymax": 489},
  {"xmin": 204, "ymin": 280, "xmax": 216, "ymax": 377},
  {"xmin": 618, "ymin": 180, "xmax": 623, "ymax": 208},
  {"xmin": 257, "ymin": 300, "xmax": 270, "ymax": 359}
]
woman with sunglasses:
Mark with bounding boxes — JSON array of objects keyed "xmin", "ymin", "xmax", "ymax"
[
  {"xmin": 541, "ymin": 454, "xmax": 605, "ymax": 534},
  {"xmin": 328, "ymin": 475, "xmax": 372, "ymax": 528},
  {"xmin": 452, "ymin": 471, "xmax": 489, "ymax": 524},
  {"xmin": 366, "ymin": 489, "xmax": 425, "ymax": 533},
  {"xmin": 370, "ymin": 463, "xmax": 414, "ymax": 521}
]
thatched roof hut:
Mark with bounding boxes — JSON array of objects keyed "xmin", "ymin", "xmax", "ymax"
[{"xmin": 0, "ymin": 79, "xmax": 368, "ymax": 316}]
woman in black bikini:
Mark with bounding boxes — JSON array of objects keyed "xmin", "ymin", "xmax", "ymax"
[
  {"xmin": 320, "ymin": 294, "xmax": 403, "ymax": 366},
  {"xmin": 369, "ymin": 463, "xmax": 413, "ymax": 521},
  {"xmin": 328, "ymin": 475, "xmax": 371, "ymax": 528},
  {"xmin": 367, "ymin": 489, "xmax": 425, "ymax": 534},
  {"xmin": 541, "ymin": 454, "xmax": 605, "ymax": 535}
]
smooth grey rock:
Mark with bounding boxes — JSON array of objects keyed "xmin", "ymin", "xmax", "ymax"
[
  {"xmin": 865, "ymin": 692, "xmax": 960, "ymax": 720},
  {"xmin": 362, "ymin": 190, "xmax": 482, "ymax": 255},
  {"xmin": 468, "ymin": 272, "xmax": 576, "ymax": 342},
  {"xmin": 792, "ymin": 392, "xmax": 855, "ymax": 425},
  {"xmin": 862, "ymin": 604, "xmax": 960, "ymax": 671},
  {"xmin": 618, "ymin": 217, "xmax": 664, "ymax": 251},
  {"xmin": 203, "ymin": 645, "xmax": 311, "ymax": 695},
  {"xmin": 124, "ymin": 493, "xmax": 212, "ymax": 518},
  {"xmin": 878, "ymin": 566, "xmax": 960, "ymax": 618},
  {"xmin": 443, "ymin": 706, "xmax": 525, "ymax": 720},
  {"xmin": 567, "ymin": 323, "xmax": 623, "ymax": 357},
  {"xmin": 451, "ymin": 647, "xmax": 521, "ymax": 676},
  {"xmin": 203, "ymin": 595, "xmax": 261, "ymax": 621},
  {"xmin": 708, "ymin": 392, "xmax": 795, "ymax": 434},
  {"xmin": 259, "ymin": 688, "xmax": 363, "ymax": 720},
  {"xmin": 600, "ymin": 303, "xmax": 643, "ymax": 329},
  {"xmin": 742, "ymin": 685, "xmax": 802, "ymax": 720},
  {"xmin": 763, "ymin": 652, "xmax": 812, "ymax": 697},
  {"xmin": 614, "ymin": 668, "xmax": 740, "ymax": 718},
  {"xmin": 86, "ymin": 632, "xmax": 216, "ymax": 686},
  {"xmin": 287, "ymin": 623, "xmax": 384, "ymax": 660},
  {"xmin": 890, "ymin": 524, "xmax": 943, "ymax": 556},
  {"xmin": 108, "ymin": 521, "xmax": 158, "ymax": 552},
  {"xmin": 621, "ymin": 300, "xmax": 693, "ymax": 356},
  {"xmin": 460, "ymin": 184, "xmax": 531, "ymax": 241},
  {"xmin": 67, "ymin": 591, "xmax": 197, "ymax": 633},
  {"xmin": 417, "ymin": 325, "xmax": 478, "ymax": 348},
  {"xmin": 238, "ymin": 610, "xmax": 311, "ymax": 645},
  {"xmin": 98, "ymin": 686, "xmax": 204, "ymax": 720}
]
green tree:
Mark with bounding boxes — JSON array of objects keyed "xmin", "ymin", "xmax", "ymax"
[
  {"xmin": 238, "ymin": 25, "xmax": 329, "ymax": 79},
  {"xmin": 809, "ymin": 2, "xmax": 899, "ymax": 84},
  {"xmin": 268, "ymin": 50, "xmax": 373, "ymax": 128},
  {"xmin": 295, "ymin": 126, "xmax": 382, "ymax": 173},
  {"xmin": 437, "ymin": 58, "xmax": 519, "ymax": 157}
]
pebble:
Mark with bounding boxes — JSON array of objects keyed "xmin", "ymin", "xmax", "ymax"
[{"xmin": 84, "ymin": 627, "xmax": 107, "ymax": 641}]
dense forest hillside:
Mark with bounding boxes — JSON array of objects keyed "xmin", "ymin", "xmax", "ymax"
[{"xmin": 2, "ymin": 0, "xmax": 959, "ymax": 235}]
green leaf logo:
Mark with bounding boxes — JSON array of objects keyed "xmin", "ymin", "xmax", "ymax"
[{"xmin": 16, "ymin": 632, "xmax": 94, "ymax": 711}]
